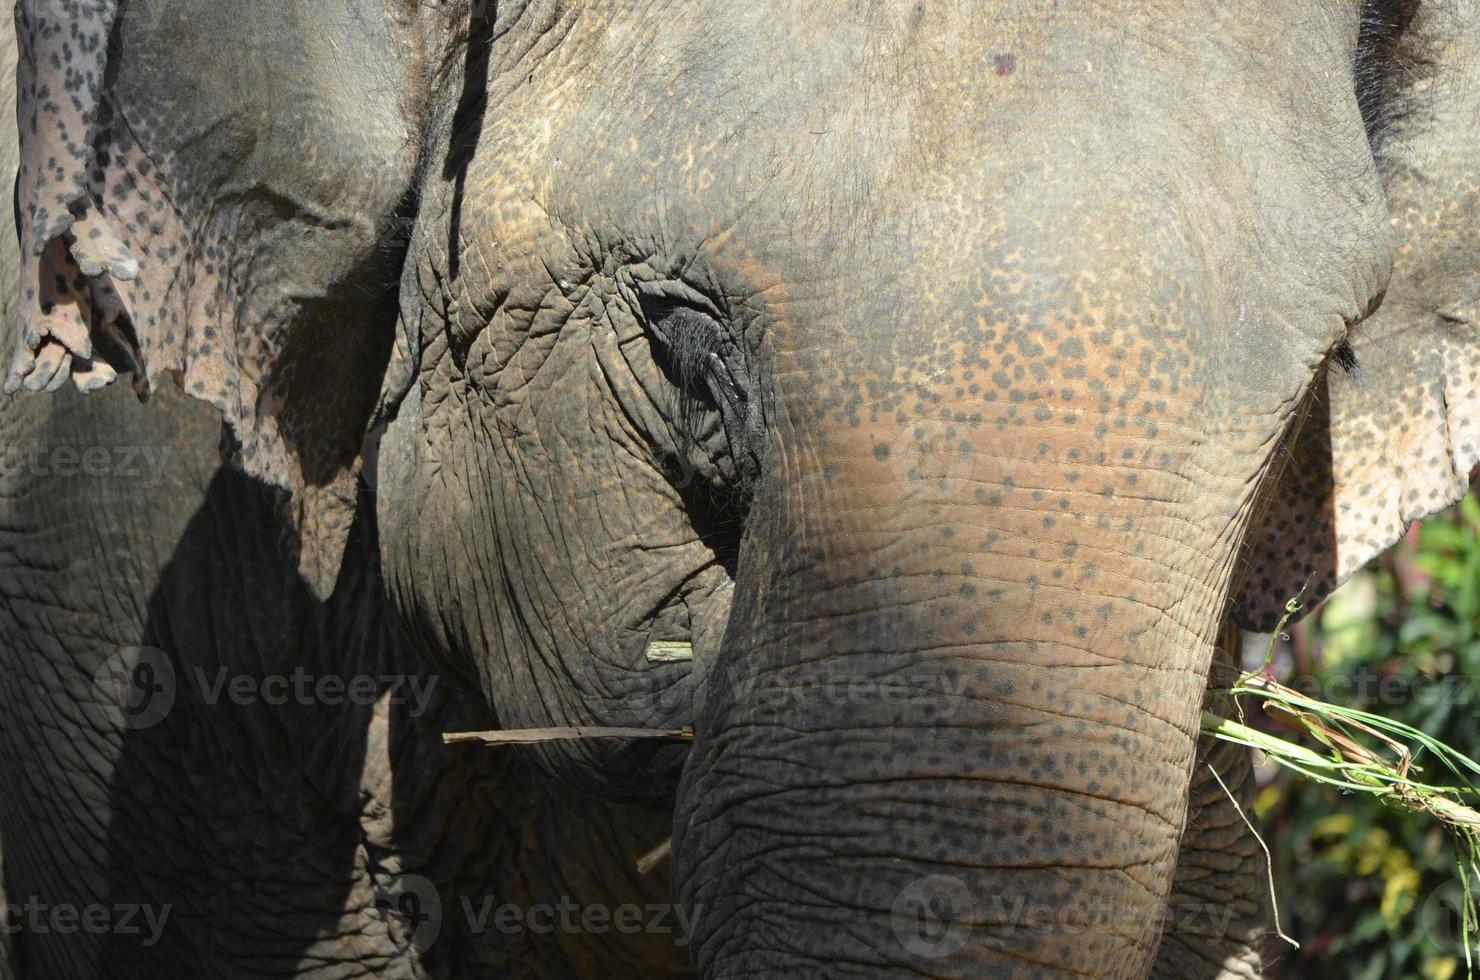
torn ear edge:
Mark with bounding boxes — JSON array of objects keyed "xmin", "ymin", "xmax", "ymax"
[
  {"xmin": 1232, "ymin": 313, "xmax": 1480, "ymax": 632},
  {"xmin": 7, "ymin": 0, "xmax": 404, "ymax": 601}
]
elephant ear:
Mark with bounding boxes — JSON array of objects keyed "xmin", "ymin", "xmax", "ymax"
[
  {"xmin": 9, "ymin": 1, "xmax": 132, "ymax": 393},
  {"xmin": 7, "ymin": 1, "xmax": 420, "ymax": 598},
  {"xmin": 1233, "ymin": 11, "xmax": 1480, "ymax": 631}
]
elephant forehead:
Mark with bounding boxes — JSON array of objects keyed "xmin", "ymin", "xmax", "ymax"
[{"xmin": 465, "ymin": 2, "xmax": 1387, "ymax": 324}]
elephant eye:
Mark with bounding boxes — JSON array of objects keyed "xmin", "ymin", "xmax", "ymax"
[
  {"xmin": 635, "ymin": 290, "xmax": 764, "ymax": 490},
  {"xmin": 641, "ymin": 297, "xmax": 730, "ymax": 409}
]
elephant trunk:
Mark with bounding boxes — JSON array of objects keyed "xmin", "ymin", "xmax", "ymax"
[{"xmin": 674, "ymin": 362, "xmax": 1245, "ymax": 975}]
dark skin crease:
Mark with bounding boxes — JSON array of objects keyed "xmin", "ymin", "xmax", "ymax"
[{"xmin": 2, "ymin": 1, "xmax": 1478, "ymax": 977}]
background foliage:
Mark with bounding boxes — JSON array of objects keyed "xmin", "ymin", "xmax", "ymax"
[{"xmin": 1261, "ymin": 498, "xmax": 1480, "ymax": 979}]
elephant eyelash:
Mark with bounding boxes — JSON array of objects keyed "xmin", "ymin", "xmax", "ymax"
[
  {"xmin": 639, "ymin": 298, "xmax": 728, "ymax": 414},
  {"xmin": 636, "ymin": 292, "xmax": 765, "ymax": 499},
  {"xmin": 1330, "ymin": 285, "xmax": 1385, "ymax": 378}
]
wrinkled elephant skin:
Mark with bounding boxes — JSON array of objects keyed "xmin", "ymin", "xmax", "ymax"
[{"xmin": 3, "ymin": 2, "xmax": 1479, "ymax": 979}]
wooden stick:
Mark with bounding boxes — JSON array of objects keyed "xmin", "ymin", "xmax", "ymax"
[
  {"xmin": 636, "ymin": 838, "xmax": 673, "ymax": 875},
  {"xmin": 644, "ymin": 640, "xmax": 694, "ymax": 662},
  {"xmin": 442, "ymin": 725, "xmax": 694, "ymax": 746}
]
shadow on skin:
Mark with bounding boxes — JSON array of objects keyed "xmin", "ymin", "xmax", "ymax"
[{"xmin": 79, "ymin": 402, "xmax": 690, "ymax": 976}]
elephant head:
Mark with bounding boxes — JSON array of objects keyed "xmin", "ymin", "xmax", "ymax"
[{"xmin": 10, "ymin": 0, "xmax": 1479, "ymax": 975}]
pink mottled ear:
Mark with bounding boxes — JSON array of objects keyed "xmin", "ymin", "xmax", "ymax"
[
  {"xmin": 1232, "ymin": 374, "xmax": 1338, "ymax": 630},
  {"xmin": 7, "ymin": 1, "xmax": 414, "ymax": 599},
  {"xmin": 9, "ymin": 1, "xmax": 131, "ymax": 395},
  {"xmin": 1234, "ymin": 10, "xmax": 1480, "ymax": 631}
]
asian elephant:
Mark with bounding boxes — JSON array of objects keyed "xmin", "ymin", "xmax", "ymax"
[{"xmin": 2, "ymin": 0, "xmax": 1478, "ymax": 978}]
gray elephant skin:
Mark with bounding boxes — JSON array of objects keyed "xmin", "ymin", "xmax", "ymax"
[{"xmin": 1, "ymin": 2, "xmax": 1478, "ymax": 979}]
